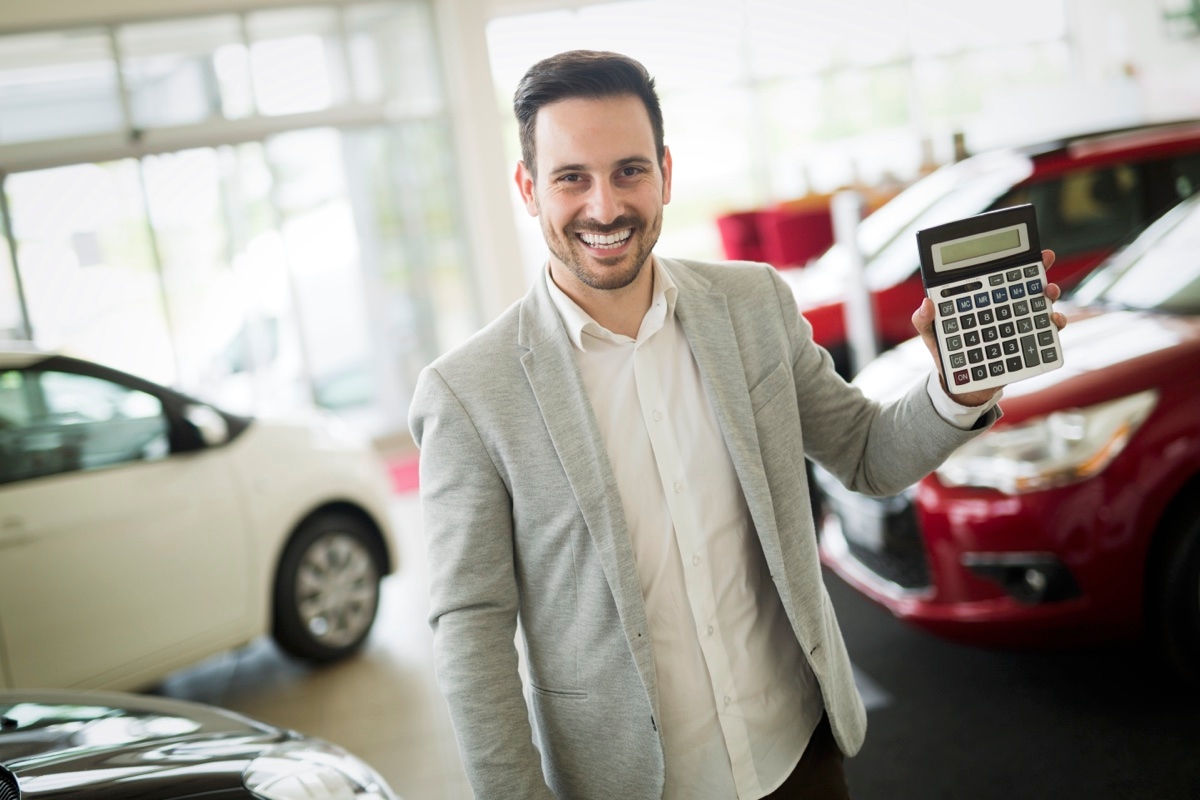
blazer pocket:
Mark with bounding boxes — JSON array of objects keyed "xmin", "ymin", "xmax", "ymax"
[
  {"xmin": 530, "ymin": 682, "xmax": 589, "ymax": 701},
  {"xmin": 749, "ymin": 361, "xmax": 792, "ymax": 415}
]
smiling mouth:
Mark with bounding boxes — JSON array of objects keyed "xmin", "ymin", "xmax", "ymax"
[{"xmin": 576, "ymin": 228, "xmax": 634, "ymax": 250}]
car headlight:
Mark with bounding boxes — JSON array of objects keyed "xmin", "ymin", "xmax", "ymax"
[
  {"xmin": 936, "ymin": 390, "xmax": 1157, "ymax": 495},
  {"xmin": 243, "ymin": 739, "xmax": 398, "ymax": 800}
]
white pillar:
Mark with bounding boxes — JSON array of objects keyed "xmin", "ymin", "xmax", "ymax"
[{"xmin": 434, "ymin": 0, "xmax": 528, "ymax": 323}]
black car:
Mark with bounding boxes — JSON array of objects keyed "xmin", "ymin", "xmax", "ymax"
[{"xmin": 0, "ymin": 691, "xmax": 399, "ymax": 799}]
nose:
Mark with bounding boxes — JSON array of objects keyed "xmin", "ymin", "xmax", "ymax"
[{"xmin": 584, "ymin": 179, "xmax": 622, "ymax": 224}]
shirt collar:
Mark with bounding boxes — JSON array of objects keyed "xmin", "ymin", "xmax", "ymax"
[{"xmin": 544, "ymin": 256, "xmax": 678, "ymax": 352}]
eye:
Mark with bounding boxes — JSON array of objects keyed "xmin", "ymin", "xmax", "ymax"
[
  {"xmin": 558, "ymin": 173, "xmax": 583, "ymax": 183},
  {"xmin": 619, "ymin": 166, "xmax": 645, "ymax": 178}
]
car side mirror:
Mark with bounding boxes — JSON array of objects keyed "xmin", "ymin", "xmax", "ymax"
[{"xmin": 184, "ymin": 404, "xmax": 229, "ymax": 447}]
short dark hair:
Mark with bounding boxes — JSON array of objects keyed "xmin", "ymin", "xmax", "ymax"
[{"xmin": 513, "ymin": 50, "xmax": 665, "ymax": 178}]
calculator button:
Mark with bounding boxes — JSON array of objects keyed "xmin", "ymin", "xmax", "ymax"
[
  {"xmin": 988, "ymin": 361, "xmax": 1005, "ymax": 377},
  {"xmin": 982, "ymin": 327, "xmax": 998, "ymax": 343},
  {"xmin": 1030, "ymin": 296, "xmax": 1047, "ymax": 312},
  {"xmin": 1042, "ymin": 347, "xmax": 1058, "ymax": 363},
  {"xmin": 999, "ymin": 322, "xmax": 1015, "ymax": 338},
  {"xmin": 949, "ymin": 352, "xmax": 967, "ymax": 368},
  {"xmin": 1034, "ymin": 313, "xmax": 1050, "ymax": 329},
  {"xmin": 989, "ymin": 274, "xmax": 1005, "ymax": 286},
  {"xmin": 938, "ymin": 301, "xmax": 955, "ymax": 316},
  {"xmin": 1027, "ymin": 279, "xmax": 1043, "ymax": 295},
  {"xmin": 1006, "ymin": 269, "xmax": 1022, "ymax": 282},
  {"xmin": 995, "ymin": 305, "xmax": 1012, "ymax": 321},
  {"xmin": 961, "ymin": 314, "xmax": 977, "ymax": 329},
  {"xmin": 978, "ymin": 309, "xmax": 994, "ymax": 324},
  {"xmin": 1017, "ymin": 318, "xmax": 1034, "ymax": 334},
  {"xmin": 1006, "ymin": 356, "xmax": 1023, "ymax": 372},
  {"xmin": 1037, "ymin": 330, "xmax": 1054, "ymax": 346},
  {"xmin": 942, "ymin": 318, "xmax": 959, "ymax": 334},
  {"xmin": 956, "ymin": 297, "xmax": 973, "ymax": 312},
  {"xmin": 1021, "ymin": 335, "xmax": 1040, "ymax": 367},
  {"xmin": 946, "ymin": 335, "xmax": 963, "ymax": 351},
  {"xmin": 1009, "ymin": 283, "xmax": 1026, "ymax": 299},
  {"xmin": 1003, "ymin": 340, "xmax": 1020, "ymax": 355},
  {"xmin": 971, "ymin": 366, "xmax": 987, "ymax": 381},
  {"xmin": 943, "ymin": 281, "xmax": 983, "ymax": 298},
  {"xmin": 974, "ymin": 292, "xmax": 991, "ymax": 308},
  {"xmin": 1013, "ymin": 300, "xmax": 1029, "ymax": 316},
  {"xmin": 963, "ymin": 331, "xmax": 981, "ymax": 347},
  {"xmin": 953, "ymin": 369, "xmax": 970, "ymax": 386},
  {"xmin": 992, "ymin": 288, "xmax": 1008, "ymax": 303},
  {"xmin": 967, "ymin": 348, "xmax": 984, "ymax": 364},
  {"xmin": 1024, "ymin": 265, "xmax": 1040, "ymax": 278},
  {"xmin": 985, "ymin": 343, "xmax": 1001, "ymax": 360}
]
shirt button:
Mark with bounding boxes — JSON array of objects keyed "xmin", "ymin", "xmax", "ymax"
[
  {"xmin": 653, "ymin": 411, "xmax": 663, "ymax": 421},
  {"xmin": 724, "ymin": 696, "xmax": 732, "ymax": 706},
  {"xmin": 706, "ymin": 625, "xmax": 714, "ymax": 636},
  {"xmin": 692, "ymin": 555, "xmax": 701, "ymax": 566},
  {"xmin": 674, "ymin": 482, "xmax": 683, "ymax": 493}
]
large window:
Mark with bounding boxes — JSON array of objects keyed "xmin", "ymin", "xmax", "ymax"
[
  {"xmin": 487, "ymin": 0, "xmax": 1072, "ymax": 265},
  {"xmin": 0, "ymin": 0, "xmax": 478, "ymax": 432}
]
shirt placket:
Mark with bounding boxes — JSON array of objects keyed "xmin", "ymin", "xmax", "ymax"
[{"xmin": 632, "ymin": 324, "xmax": 762, "ymax": 799}]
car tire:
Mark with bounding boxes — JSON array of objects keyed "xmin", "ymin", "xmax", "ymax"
[
  {"xmin": 1147, "ymin": 494, "xmax": 1200, "ymax": 686},
  {"xmin": 273, "ymin": 511, "xmax": 385, "ymax": 663}
]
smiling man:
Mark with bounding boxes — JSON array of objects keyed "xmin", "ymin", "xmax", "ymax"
[{"xmin": 409, "ymin": 51, "xmax": 1064, "ymax": 800}]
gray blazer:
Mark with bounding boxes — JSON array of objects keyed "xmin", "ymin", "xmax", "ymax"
[{"xmin": 409, "ymin": 257, "xmax": 997, "ymax": 800}]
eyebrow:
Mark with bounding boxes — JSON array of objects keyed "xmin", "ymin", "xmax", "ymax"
[{"xmin": 548, "ymin": 156, "xmax": 655, "ymax": 177}]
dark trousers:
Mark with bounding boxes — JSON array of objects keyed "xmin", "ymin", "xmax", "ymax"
[{"xmin": 762, "ymin": 714, "xmax": 852, "ymax": 800}]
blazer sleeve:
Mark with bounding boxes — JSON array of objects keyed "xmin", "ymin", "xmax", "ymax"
[
  {"xmin": 765, "ymin": 267, "xmax": 999, "ymax": 497},
  {"xmin": 408, "ymin": 366, "xmax": 555, "ymax": 800}
]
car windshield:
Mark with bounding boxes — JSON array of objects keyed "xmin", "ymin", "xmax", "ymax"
[
  {"xmin": 1070, "ymin": 193, "xmax": 1200, "ymax": 314},
  {"xmin": 809, "ymin": 150, "xmax": 1033, "ymax": 288}
]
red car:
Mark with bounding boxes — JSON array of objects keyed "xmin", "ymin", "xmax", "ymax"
[
  {"xmin": 816, "ymin": 192, "xmax": 1200, "ymax": 680},
  {"xmin": 781, "ymin": 120, "xmax": 1200, "ymax": 376}
]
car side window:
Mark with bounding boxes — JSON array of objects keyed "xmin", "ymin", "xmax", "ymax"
[
  {"xmin": 995, "ymin": 165, "xmax": 1142, "ymax": 257},
  {"xmin": 0, "ymin": 369, "xmax": 170, "ymax": 485}
]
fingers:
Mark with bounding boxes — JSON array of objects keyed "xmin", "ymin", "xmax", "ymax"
[
  {"xmin": 912, "ymin": 296, "xmax": 935, "ymax": 335},
  {"xmin": 1042, "ymin": 249, "xmax": 1056, "ymax": 270},
  {"xmin": 1044, "ymin": 282, "xmax": 1067, "ymax": 331}
]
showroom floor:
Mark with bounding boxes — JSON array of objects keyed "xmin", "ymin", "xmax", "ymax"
[
  {"xmin": 156, "ymin": 493, "xmax": 473, "ymax": 800},
  {"xmin": 157, "ymin": 491, "xmax": 1200, "ymax": 800}
]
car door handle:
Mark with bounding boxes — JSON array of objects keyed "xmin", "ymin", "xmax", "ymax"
[{"xmin": 0, "ymin": 517, "xmax": 34, "ymax": 549}]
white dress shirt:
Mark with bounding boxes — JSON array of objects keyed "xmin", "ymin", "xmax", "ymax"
[{"xmin": 545, "ymin": 258, "xmax": 990, "ymax": 799}]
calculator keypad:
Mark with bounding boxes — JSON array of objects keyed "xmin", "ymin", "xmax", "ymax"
[{"xmin": 931, "ymin": 261, "xmax": 1061, "ymax": 393}]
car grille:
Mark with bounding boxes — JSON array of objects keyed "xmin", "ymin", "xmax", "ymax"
[
  {"xmin": 0, "ymin": 766, "xmax": 19, "ymax": 800},
  {"xmin": 841, "ymin": 500, "xmax": 931, "ymax": 590}
]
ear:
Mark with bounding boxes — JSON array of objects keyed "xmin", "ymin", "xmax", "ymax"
[
  {"xmin": 661, "ymin": 146, "xmax": 673, "ymax": 205},
  {"xmin": 515, "ymin": 160, "xmax": 539, "ymax": 217}
]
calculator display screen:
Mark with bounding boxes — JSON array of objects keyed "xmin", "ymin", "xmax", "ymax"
[
  {"xmin": 941, "ymin": 228, "xmax": 1021, "ymax": 265},
  {"xmin": 932, "ymin": 222, "xmax": 1029, "ymax": 273}
]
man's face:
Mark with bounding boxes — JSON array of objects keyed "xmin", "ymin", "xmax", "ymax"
[{"xmin": 516, "ymin": 94, "xmax": 672, "ymax": 294}]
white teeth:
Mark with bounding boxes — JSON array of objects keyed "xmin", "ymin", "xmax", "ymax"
[{"xmin": 578, "ymin": 229, "xmax": 632, "ymax": 248}]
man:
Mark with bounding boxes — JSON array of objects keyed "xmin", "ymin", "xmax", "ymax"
[{"xmin": 409, "ymin": 50, "xmax": 1065, "ymax": 800}]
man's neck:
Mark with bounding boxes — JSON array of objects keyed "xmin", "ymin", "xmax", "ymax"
[{"xmin": 549, "ymin": 258, "xmax": 655, "ymax": 339}]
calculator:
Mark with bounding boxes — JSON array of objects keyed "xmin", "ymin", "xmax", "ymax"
[{"xmin": 916, "ymin": 204, "xmax": 1062, "ymax": 395}]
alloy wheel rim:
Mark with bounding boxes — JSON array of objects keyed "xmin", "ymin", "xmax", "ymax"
[{"xmin": 295, "ymin": 532, "xmax": 379, "ymax": 648}]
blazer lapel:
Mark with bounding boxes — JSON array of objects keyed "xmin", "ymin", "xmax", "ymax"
[
  {"xmin": 665, "ymin": 259, "xmax": 785, "ymax": 566},
  {"xmin": 517, "ymin": 276, "xmax": 660, "ymax": 719}
]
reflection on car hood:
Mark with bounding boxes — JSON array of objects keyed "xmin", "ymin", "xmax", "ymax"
[
  {"xmin": 853, "ymin": 307, "xmax": 1200, "ymax": 420},
  {"xmin": 0, "ymin": 690, "xmax": 285, "ymax": 798},
  {"xmin": 778, "ymin": 254, "xmax": 851, "ymax": 311}
]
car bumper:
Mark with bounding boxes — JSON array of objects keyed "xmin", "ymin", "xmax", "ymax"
[{"xmin": 814, "ymin": 469, "xmax": 1128, "ymax": 648}]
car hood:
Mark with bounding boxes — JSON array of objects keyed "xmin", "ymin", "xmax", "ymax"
[
  {"xmin": 852, "ymin": 306, "xmax": 1200, "ymax": 424},
  {"xmin": 1, "ymin": 690, "xmax": 285, "ymax": 797},
  {"xmin": 778, "ymin": 253, "xmax": 851, "ymax": 311}
]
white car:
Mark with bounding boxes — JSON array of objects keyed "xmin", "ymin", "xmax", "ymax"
[{"xmin": 0, "ymin": 347, "xmax": 399, "ymax": 690}]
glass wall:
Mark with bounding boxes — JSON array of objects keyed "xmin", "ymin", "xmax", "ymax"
[{"xmin": 0, "ymin": 0, "xmax": 477, "ymax": 433}]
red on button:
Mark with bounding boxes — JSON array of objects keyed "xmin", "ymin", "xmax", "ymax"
[{"xmin": 953, "ymin": 370, "xmax": 970, "ymax": 385}]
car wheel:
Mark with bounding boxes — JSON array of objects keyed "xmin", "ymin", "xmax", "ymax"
[
  {"xmin": 273, "ymin": 512, "xmax": 384, "ymax": 663},
  {"xmin": 1147, "ymin": 495, "xmax": 1200, "ymax": 685}
]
